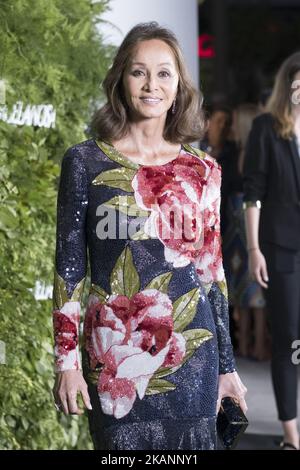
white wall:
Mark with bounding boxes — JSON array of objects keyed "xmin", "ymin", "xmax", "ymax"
[{"xmin": 99, "ymin": 0, "xmax": 199, "ymax": 88}]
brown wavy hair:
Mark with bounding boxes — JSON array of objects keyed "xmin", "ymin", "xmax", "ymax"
[
  {"xmin": 266, "ymin": 51, "xmax": 300, "ymax": 139},
  {"xmin": 91, "ymin": 22, "xmax": 205, "ymax": 144}
]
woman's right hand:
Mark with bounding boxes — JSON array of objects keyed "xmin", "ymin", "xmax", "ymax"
[
  {"xmin": 53, "ymin": 370, "xmax": 92, "ymax": 415},
  {"xmin": 248, "ymin": 248, "xmax": 269, "ymax": 289}
]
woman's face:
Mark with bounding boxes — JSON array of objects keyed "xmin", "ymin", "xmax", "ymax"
[{"xmin": 122, "ymin": 39, "xmax": 179, "ymax": 120}]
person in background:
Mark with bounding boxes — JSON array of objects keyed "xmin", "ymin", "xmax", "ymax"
[
  {"xmin": 200, "ymin": 105, "xmax": 241, "ymax": 349},
  {"xmin": 243, "ymin": 52, "xmax": 300, "ymax": 450},
  {"xmin": 258, "ymin": 88, "xmax": 272, "ymax": 114},
  {"xmin": 200, "ymin": 106, "xmax": 240, "ymax": 236},
  {"xmin": 224, "ymin": 103, "xmax": 269, "ymax": 361}
]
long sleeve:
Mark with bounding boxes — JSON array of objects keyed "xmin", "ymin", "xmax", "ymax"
[
  {"xmin": 243, "ymin": 114, "xmax": 270, "ymax": 203},
  {"xmin": 194, "ymin": 158, "xmax": 236, "ymax": 374},
  {"xmin": 52, "ymin": 146, "xmax": 88, "ymax": 372}
]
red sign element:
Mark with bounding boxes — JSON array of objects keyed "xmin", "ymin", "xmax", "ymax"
[{"xmin": 198, "ymin": 33, "xmax": 215, "ymax": 58}]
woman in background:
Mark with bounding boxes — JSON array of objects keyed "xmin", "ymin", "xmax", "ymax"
[
  {"xmin": 200, "ymin": 106, "xmax": 240, "ymax": 236},
  {"xmin": 224, "ymin": 103, "xmax": 268, "ymax": 361},
  {"xmin": 243, "ymin": 52, "xmax": 300, "ymax": 450}
]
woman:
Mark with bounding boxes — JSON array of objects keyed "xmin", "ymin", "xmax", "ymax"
[
  {"xmin": 199, "ymin": 106, "xmax": 241, "ymax": 351},
  {"xmin": 199, "ymin": 105, "xmax": 240, "ymax": 236},
  {"xmin": 52, "ymin": 22, "xmax": 247, "ymax": 450},
  {"xmin": 243, "ymin": 52, "xmax": 300, "ymax": 450},
  {"xmin": 224, "ymin": 103, "xmax": 268, "ymax": 361}
]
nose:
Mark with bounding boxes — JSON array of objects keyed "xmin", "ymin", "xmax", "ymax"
[{"xmin": 143, "ymin": 73, "xmax": 158, "ymax": 91}]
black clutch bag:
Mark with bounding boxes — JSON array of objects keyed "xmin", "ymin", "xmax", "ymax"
[{"xmin": 217, "ymin": 397, "xmax": 248, "ymax": 450}]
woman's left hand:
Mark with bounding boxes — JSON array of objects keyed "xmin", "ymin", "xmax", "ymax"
[{"xmin": 216, "ymin": 371, "xmax": 248, "ymax": 415}]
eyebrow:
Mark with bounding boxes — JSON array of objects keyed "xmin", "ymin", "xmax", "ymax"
[{"xmin": 130, "ymin": 61, "xmax": 173, "ymax": 67}]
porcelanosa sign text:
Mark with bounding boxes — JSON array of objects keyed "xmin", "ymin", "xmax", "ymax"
[{"xmin": 0, "ymin": 100, "xmax": 56, "ymax": 128}]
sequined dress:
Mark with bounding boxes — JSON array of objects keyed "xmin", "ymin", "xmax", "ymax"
[{"xmin": 52, "ymin": 139, "xmax": 236, "ymax": 450}]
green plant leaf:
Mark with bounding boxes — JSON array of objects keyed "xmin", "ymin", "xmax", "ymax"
[
  {"xmin": 5, "ymin": 415, "xmax": 17, "ymax": 428},
  {"xmin": 110, "ymin": 245, "xmax": 140, "ymax": 297},
  {"xmin": 21, "ymin": 417, "xmax": 29, "ymax": 431},
  {"xmin": 172, "ymin": 288, "xmax": 200, "ymax": 332},
  {"xmin": 0, "ymin": 0, "xmax": 117, "ymax": 450},
  {"xmin": 0, "ymin": 206, "xmax": 19, "ymax": 232}
]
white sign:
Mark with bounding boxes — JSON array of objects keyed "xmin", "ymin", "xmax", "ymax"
[
  {"xmin": 0, "ymin": 340, "xmax": 6, "ymax": 365},
  {"xmin": 29, "ymin": 280, "xmax": 53, "ymax": 300},
  {"xmin": 0, "ymin": 79, "xmax": 5, "ymax": 105},
  {"xmin": 0, "ymin": 100, "xmax": 56, "ymax": 128}
]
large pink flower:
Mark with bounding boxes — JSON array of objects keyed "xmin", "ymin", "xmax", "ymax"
[
  {"xmin": 132, "ymin": 152, "xmax": 221, "ymax": 267},
  {"xmin": 84, "ymin": 289, "xmax": 186, "ymax": 418},
  {"xmin": 98, "ymin": 343, "xmax": 169, "ymax": 419}
]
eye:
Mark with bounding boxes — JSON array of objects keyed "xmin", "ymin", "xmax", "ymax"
[
  {"xmin": 132, "ymin": 70, "xmax": 144, "ymax": 77},
  {"xmin": 159, "ymin": 71, "xmax": 171, "ymax": 78}
]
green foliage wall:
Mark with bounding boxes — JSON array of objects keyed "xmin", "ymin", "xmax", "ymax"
[{"xmin": 0, "ymin": 0, "xmax": 114, "ymax": 449}]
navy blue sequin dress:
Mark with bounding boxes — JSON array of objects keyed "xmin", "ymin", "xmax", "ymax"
[{"xmin": 52, "ymin": 139, "xmax": 236, "ymax": 450}]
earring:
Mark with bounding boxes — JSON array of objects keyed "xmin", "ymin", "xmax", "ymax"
[{"xmin": 172, "ymin": 98, "xmax": 176, "ymax": 114}]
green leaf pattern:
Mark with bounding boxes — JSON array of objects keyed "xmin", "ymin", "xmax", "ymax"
[
  {"xmin": 53, "ymin": 271, "xmax": 85, "ymax": 310},
  {"xmin": 145, "ymin": 378, "xmax": 176, "ymax": 395},
  {"xmin": 144, "ymin": 272, "xmax": 173, "ymax": 294},
  {"xmin": 92, "ymin": 167, "xmax": 136, "ymax": 193},
  {"xmin": 95, "ymin": 140, "xmax": 139, "ymax": 170},
  {"xmin": 172, "ymin": 287, "xmax": 200, "ymax": 332},
  {"xmin": 110, "ymin": 245, "xmax": 140, "ymax": 298}
]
